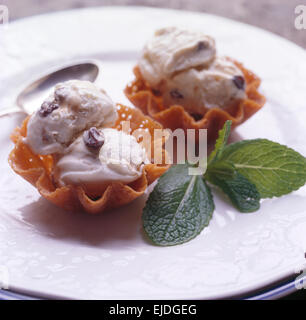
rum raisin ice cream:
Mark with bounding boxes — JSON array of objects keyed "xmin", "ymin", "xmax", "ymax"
[
  {"xmin": 25, "ymin": 80, "xmax": 117, "ymax": 155},
  {"xmin": 138, "ymin": 27, "xmax": 246, "ymax": 115}
]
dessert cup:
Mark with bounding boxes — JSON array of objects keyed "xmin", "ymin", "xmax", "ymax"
[
  {"xmin": 9, "ymin": 105, "xmax": 169, "ymax": 214},
  {"xmin": 125, "ymin": 59, "xmax": 266, "ymax": 142}
]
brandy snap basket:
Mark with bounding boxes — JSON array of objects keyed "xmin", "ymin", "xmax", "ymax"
[
  {"xmin": 124, "ymin": 59, "xmax": 266, "ymax": 142},
  {"xmin": 8, "ymin": 105, "xmax": 170, "ymax": 214}
]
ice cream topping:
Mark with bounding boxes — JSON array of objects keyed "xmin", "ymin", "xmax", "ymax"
[
  {"xmin": 24, "ymin": 80, "xmax": 149, "ymax": 188},
  {"xmin": 25, "ymin": 80, "xmax": 117, "ymax": 155},
  {"xmin": 138, "ymin": 27, "xmax": 246, "ymax": 115}
]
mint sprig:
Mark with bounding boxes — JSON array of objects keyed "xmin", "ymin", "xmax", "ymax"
[
  {"xmin": 143, "ymin": 164, "xmax": 214, "ymax": 246},
  {"xmin": 206, "ymin": 121, "xmax": 261, "ymax": 211},
  {"xmin": 142, "ymin": 121, "xmax": 306, "ymax": 246}
]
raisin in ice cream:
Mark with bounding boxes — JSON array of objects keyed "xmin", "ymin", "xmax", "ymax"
[
  {"xmin": 25, "ymin": 80, "xmax": 117, "ymax": 155},
  {"xmin": 138, "ymin": 27, "xmax": 246, "ymax": 115}
]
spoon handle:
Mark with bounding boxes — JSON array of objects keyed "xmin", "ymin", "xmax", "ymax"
[{"xmin": 0, "ymin": 106, "xmax": 25, "ymax": 117}]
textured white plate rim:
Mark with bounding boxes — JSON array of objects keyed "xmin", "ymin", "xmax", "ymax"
[
  {"xmin": 4, "ymin": 274, "xmax": 298, "ymax": 300},
  {"xmin": 0, "ymin": 272, "xmax": 306, "ymax": 300},
  {"xmin": 6, "ymin": 5, "xmax": 306, "ymax": 53},
  {"xmin": 0, "ymin": 274, "xmax": 303, "ymax": 300},
  {"xmin": 1, "ymin": 6, "xmax": 306, "ymax": 300}
]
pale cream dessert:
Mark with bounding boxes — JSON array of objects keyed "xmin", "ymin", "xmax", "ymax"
[
  {"xmin": 54, "ymin": 127, "xmax": 149, "ymax": 189},
  {"xmin": 25, "ymin": 80, "xmax": 117, "ymax": 155},
  {"xmin": 138, "ymin": 27, "xmax": 246, "ymax": 115}
]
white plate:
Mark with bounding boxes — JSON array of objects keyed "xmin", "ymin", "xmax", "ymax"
[{"xmin": 1, "ymin": 6, "xmax": 306, "ymax": 300}]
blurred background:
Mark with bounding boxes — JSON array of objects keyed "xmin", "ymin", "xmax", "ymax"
[{"xmin": 2, "ymin": 0, "xmax": 306, "ymax": 49}]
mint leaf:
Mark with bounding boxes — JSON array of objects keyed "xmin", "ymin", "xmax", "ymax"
[
  {"xmin": 208, "ymin": 120, "xmax": 232, "ymax": 165},
  {"xmin": 219, "ymin": 139, "xmax": 306, "ymax": 198},
  {"xmin": 142, "ymin": 164, "xmax": 214, "ymax": 246},
  {"xmin": 207, "ymin": 172, "xmax": 260, "ymax": 213},
  {"xmin": 206, "ymin": 161, "xmax": 236, "ymax": 181}
]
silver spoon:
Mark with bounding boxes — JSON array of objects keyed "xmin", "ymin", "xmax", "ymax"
[{"xmin": 0, "ymin": 60, "xmax": 100, "ymax": 117}]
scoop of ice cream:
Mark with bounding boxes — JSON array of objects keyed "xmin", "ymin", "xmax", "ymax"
[
  {"xmin": 53, "ymin": 127, "xmax": 149, "ymax": 190},
  {"xmin": 138, "ymin": 27, "xmax": 246, "ymax": 115},
  {"xmin": 25, "ymin": 80, "xmax": 117, "ymax": 155},
  {"xmin": 139, "ymin": 27, "xmax": 216, "ymax": 87},
  {"xmin": 162, "ymin": 57, "xmax": 246, "ymax": 114}
]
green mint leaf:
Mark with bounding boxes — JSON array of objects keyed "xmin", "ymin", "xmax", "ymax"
[
  {"xmin": 208, "ymin": 172, "xmax": 260, "ymax": 213},
  {"xmin": 142, "ymin": 164, "xmax": 214, "ymax": 246},
  {"xmin": 208, "ymin": 120, "xmax": 232, "ymax": 165},
  {"xmin": 205, "ymin": 161, "xmax": 237, "ymax": 181},
  {"xmin": 219, "ymin": 139, "xmax": 306, "ymax": 198}
]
